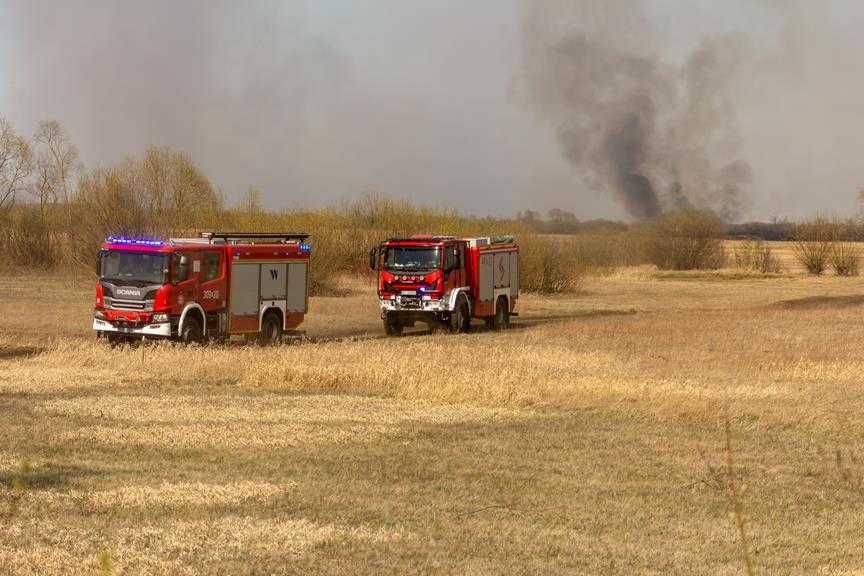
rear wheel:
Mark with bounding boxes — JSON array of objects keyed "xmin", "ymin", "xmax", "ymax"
[
  {"xmin": 383, "ymin": 313, "xmax": 403, "ymax": 336},
  {"xmin": 180, "ymin": 316, "xmax": 204, "ymax": 344},
  {"xmin": 449, "ymin": 295, "xmax": 470, "ymax": 333},
  {"xmin": 492, "ymin": 296, "xmax": 510, "ymax": 330},
  {"xmin": 258, "ymin": 312, "xmax": 283, "ymax": 346}
]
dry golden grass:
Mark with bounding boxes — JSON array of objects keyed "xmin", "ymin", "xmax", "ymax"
[{"xmin": 5, "ymin": 268, "xmax": 864, "ymax": 573}]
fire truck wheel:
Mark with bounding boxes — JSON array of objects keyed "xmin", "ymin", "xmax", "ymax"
[
  {"xmin": 180, "ymin": 317, "xmax": 204, "ymax": 344},
  {"xmin": 383, "ymin": 313, "xmax": 403, "ymax": 336},
  {"xmin": 258, "ymin": 312, "xmax": 283, "ymax": 346},
  {"xmin": 493, "ymin": 296, "xmax": 510, "ymax": 330},
  {"xmin": 449, "ymin": 295, "xmax": 470, "ymax": 333}
]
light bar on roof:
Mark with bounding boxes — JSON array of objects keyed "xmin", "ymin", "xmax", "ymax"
[{"xmin": 105, "ymin": 236, "xmax": 164, "ymax": 247}]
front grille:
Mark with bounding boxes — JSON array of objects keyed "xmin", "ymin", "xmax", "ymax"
[
  {"xmin": 397, "ymin": 297, "xmax": 422, "ymax": 309},
  {"xmin": 107, "ymin": 298, "xmax": 154, "ymax": 311}
]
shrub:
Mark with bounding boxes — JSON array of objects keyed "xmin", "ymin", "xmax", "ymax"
[
  {"xmin": 562, "ymin": 231, "xmax": 649, "ymax": 273},
  {"xmin": 831, "ymin": 242, "xmax": 860, "ymax": 277},
  {"xmin": 732, "ymin": 239, "xmax": 782, "ymax": 274},
  {"xmin": 0, "ymin": 205, "xmax": 56, "ymax": 267},
  {"xmin": 645, "ymin": 209, "xmax": 727, "ymax": 271},
  {"xmin": 519, "ymin": 235, "xmax": 584, "ymax": 293},
  {"xmin": 793, "ymin": 217, "xmax": 835, "ymax": 275}
]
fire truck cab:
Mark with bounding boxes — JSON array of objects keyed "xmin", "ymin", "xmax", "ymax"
[
  {"xmin": 370, "ymin": 235, "xmax": 519, "ymax": 335},
  {"xmin": 93, "ymin": 232, "xmax": 311, "ymax": 345}
]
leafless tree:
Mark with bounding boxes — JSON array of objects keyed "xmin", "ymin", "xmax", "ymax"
[
  {"xmin": 139, "ymin": 146, "xmax": 217, "ymax": 231},
  {"xmin": 30, "ymin": 120, "xmax": 80, "ymax": 221},
  {"xmin": 0, "ymin": 118, "xmax": 34, "ymax": 216}
]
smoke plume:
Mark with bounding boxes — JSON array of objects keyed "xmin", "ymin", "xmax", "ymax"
[{"xmin": 520, "ymin": 1, "xmax": 752, "ymax": 221}]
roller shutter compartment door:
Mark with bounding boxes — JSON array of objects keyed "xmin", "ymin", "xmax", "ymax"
[
  {"xmin": 259, "ymin": 263, "xmax": 287, "ymax": 300},
  {"xmin": 493, "ymin": 252, "xmax": 511, "ymax": 289},
  {"xmin": 479, "ymin": 254, "xmax": 494, "ymax": 302},
  {"xmin": 230, "ymin": 263, "xmax": 260, "ymax": 315},
  {"xmin": 510, "ymin": 251, "xmax": 519, "ymax": 295},
  {"xmin": 286, "ymin": 262, "xmax": 308, "ymax": 313}
]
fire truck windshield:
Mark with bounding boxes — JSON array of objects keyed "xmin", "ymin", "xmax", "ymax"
[
  {"xmin": 99, "ymin": 251, "xmax": 169, "ymax": 285},
  {"xmin": 384, "ymin": 246, "xmax": 440, "ymax": 271}
]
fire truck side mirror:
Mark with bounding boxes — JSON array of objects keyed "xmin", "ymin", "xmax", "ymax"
[{"xmin": 369, "ymin": 248, "xmax": 378, "ymax": 271}]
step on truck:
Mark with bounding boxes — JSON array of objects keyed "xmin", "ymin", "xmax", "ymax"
[
  {"xmin": 370, "ymin": 235, "xmax": 519, "ymax": 335},
  {"xmin": 93, "ymin": 232, "xmax": 311, "ymax": 345}
]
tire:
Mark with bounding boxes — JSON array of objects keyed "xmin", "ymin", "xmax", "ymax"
[
  {"xmin": 180, "ymin": 316, "xmax": 204, "ymax": 344},
  {"xmin": 493, "ymin": 296, "xmax": 510, "ymax": 330},
  {"xmin": 258, "ymin": 312, "xmax": 283, "ymax": 346},
  {"xmin": 383, "ymin": 313, "xmax": 403, "ymax": 336},
  {"xmin": 449, "ymin": 295, "xmax": 470, "ymax": 333}
]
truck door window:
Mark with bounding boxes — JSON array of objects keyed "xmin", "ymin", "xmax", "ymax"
[
  {"xmin": 172, "ymin": 253, "xmax": 190, "ymax": 282},
  {"xmin": 202, "ymin": 252, "xmax": 221, "ymax": 281},
  {"xmin": 445, "ymin": 246, "xmax": 459, "ymax": 271}
]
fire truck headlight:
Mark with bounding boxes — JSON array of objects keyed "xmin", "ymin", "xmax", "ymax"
[
  {"xmin": 94, "ymin": 310, "xmax": 106, "ymax": 320},
  {"xmin": 152, "ymin": 313, "xmax": 170, "ymax": 323}
]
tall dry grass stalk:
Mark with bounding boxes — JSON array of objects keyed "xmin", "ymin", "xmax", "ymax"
[{"xmin": 700, "ymin": 414, "xmax": 756, "ymax": 576}]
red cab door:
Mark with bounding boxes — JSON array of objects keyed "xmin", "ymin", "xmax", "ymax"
[{"xmin": 199, "ymin": 250, "xmax": 227, "ymax": 312}]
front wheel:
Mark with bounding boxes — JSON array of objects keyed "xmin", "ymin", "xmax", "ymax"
[
  {"xmin": 383, "ymin": 313, "xmax": 403, "ymax": 336},
  {"xmin": 180, "ymin": 317, "xmax": 204, "ymax": 344},
  {"xmin": 449, "ymin": 295, "xmax": 471, "ymax": 333},
  {"xmin": 258, "ymin": 313, "xmax": 283, "ymax": 346}
]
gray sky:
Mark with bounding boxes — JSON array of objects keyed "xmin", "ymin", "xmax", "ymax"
[{"xmin": 2, "ymin": 0, "xmax": 863, "ymax": 220}]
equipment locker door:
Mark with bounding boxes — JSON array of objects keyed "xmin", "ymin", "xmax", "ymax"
[
  {"xmin": 509, "ymin": 251, "xmax": 519, "ymax": 295},
  {"xmin": 259, "ymin": 263, "xmax": 287, "ymax": 300},
  {"xmin": 493, "ymin": 252, "xmax": 511, "ymax": 289},
  {"xmin": 230, "ymin": 263, "xmax": 259, "ymax": 315},
  {"xmin": 479, "ymin": 253, "xmax": 494, "ymax": 302},
  {"xmin": 286, "ymin": 262, "xmax": 307, "ymax": 313}
]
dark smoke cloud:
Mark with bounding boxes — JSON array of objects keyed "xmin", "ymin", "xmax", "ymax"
[{"xmin": 520, "ymin": 0, "xmax": 752, "ymax": 221}]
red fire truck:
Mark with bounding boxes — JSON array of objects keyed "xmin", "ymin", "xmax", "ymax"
[
  {"xmin": 93, "ymin": 232, "xmax": 311, "ymax": 344},
  {"xmin": 370, "ymin": 235, "xmax": 519, "ymax": 335}
]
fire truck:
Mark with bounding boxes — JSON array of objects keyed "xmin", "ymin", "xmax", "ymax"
[
  {"xmin": 93, "ymin": 232, "xmax": 311, "ymax": 345},
  {"xmin": 370, "ymin": 235, "xmax": 519, "ymax": 335}
]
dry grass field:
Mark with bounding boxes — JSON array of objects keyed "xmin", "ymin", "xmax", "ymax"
[{"xmin": 4, "ymin": 263, "xmax": 864, "ymax": 574}]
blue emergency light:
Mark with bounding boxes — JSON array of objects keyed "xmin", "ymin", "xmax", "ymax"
[
  {"xmin": 299, "ymin": 242, "xmax": 312, "ymax": 253},
  {"xmin": 106, "ymin": 236, "xmax": 164, "ymax": 247}
]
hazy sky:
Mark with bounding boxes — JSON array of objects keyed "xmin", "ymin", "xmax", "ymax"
[{"xmin": 2, "ymin": 0, "xmax": 864, "ymax": 220}]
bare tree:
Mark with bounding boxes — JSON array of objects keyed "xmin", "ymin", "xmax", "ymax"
[
  {"xmin": 139, "ymin": 146, "xmax": 216, "ymax": 231},
  {"xmin": 0, "ymin": 118, "xmax": 34, "ymax": 215},
  {"xmin": 33, "ymin": 120, "xmax": 79, "ymax": 206}
]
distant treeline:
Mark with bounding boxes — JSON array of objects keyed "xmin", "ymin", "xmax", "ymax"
[
  {"xmin": 518, "ymin": 209, "xmax": 864, "ymax": 242},
  {"xmin": 516, "ymin": 209, "xmax": 629, "ymax": 235},
  {"xmin": 726, "ymin": 222, "xmax": 795, "ymax": 241}
]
